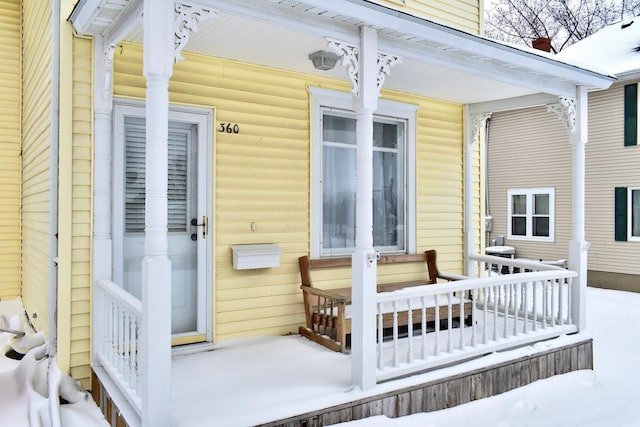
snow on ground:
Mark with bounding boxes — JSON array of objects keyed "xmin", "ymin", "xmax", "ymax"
[
  {"xmin": 0, "ymin": 298, "xmax": 108, "ymax": 427},
  {"xmin": 340, "ymin": 287, "xmax": 640, "ymax": 427}
]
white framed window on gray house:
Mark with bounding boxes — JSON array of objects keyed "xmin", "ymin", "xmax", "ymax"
[
  {"xmin": 615, "ymin": 186, "xmax": 640, "ymax": 241},
  {"xmin": 309, "ymin": 87, "xmax": 417, "ymax": 257},
  {"xmin": 507, "ymin": 188, "xmax": 555, "ymax": 242}
]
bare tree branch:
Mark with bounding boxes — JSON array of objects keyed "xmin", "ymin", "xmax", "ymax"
[{"xmin": 485, "ymin": 0, "xmax": 640, "ymax": 52}]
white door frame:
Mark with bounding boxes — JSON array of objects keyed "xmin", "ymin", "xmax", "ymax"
[{"xmin": 112, "ymin": 99, "xmax": 213, "ymax": 342}]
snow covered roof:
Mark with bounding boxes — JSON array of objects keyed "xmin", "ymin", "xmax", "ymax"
[{"xmin": 557, "ymin": 16, "xmax": 640, "ymax": 80}]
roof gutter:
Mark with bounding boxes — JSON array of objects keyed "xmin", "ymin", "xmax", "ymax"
[{"xmin": 49, "ymin": 0, "xmax": 60, "ymax": 361}]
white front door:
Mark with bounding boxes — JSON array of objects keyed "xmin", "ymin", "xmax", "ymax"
[{"xmin": 114, "ymin": 103, "xmax": 212, "ymax": 343}]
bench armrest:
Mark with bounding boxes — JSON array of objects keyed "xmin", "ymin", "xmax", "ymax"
[
  {"xmin": 300, "ymin": 285, "xmax": 350, "ymax": 304},
  {"xmin": 437, "ymin": 271, "xmax": 470, "ymax": 282}
]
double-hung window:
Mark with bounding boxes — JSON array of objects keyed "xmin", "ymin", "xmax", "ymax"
[
  {"xmin": 615, "ymin": 187, "xmax": 640, "ymax": 241},
  {"xmin": 310, "ymin": 88, "xmax": 417, "ymax": 257},
  {"xmin": 507, "ymin": 188, "xmax": 555, "ymax": 242}
]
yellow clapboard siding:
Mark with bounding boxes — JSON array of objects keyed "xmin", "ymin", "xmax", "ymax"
[
  {"xmin": 21, "ymin": 0, "xmax": 52, "ymax": 335},
  {"xmin": 215, "ymin": 312, "xmax": 307, "ymax": 338},
  {"xmin": 0, "ymin": 0, "xmax": 21, "ymax": 299},
  {"xmin": 113, "ymin": 44, "xmax": 467, "ymax": 344},
  {"xmin": 65, "ymin": 34, "xmax": 93, "ymax": 389},
  {"xmin": 371, "ymin": 0, "xmax": 481, "ymax": 34}
]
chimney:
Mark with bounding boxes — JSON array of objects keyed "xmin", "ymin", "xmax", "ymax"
[{"xmin": 532, "ymin": 37, "xmax": 552, "ymax": 53}]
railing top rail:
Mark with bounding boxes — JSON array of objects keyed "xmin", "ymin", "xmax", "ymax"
[
  {"xmin": 376, "ymin": 269, "xmax": 577, "ymax": 303},
  {"xmin": 96, "ymin": 278, "xmax": 142, "ymax": 315},
  {"xmin": 470, "ymin": 253, "xmax": 565, "ymax": 271}
]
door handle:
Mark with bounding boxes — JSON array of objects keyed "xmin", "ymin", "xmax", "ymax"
[{"xmin": 190, "ymin": 216, "xmax": 207, "ymax": 240}]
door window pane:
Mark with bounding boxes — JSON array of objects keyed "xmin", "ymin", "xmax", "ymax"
[{"xmin": 124, "ymin": 118, "xmax": 192, "ymax": 233}]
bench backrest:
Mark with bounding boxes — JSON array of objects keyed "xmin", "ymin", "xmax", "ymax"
[{"xmin": 299, "ymin": 250, "xmax": 442, "ymax": 288}]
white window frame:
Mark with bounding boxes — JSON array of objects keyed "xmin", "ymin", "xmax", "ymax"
[
  {"xmin": 628, "ymin": 187, "xmax": 640, "ymax": 242},
  {"xmin": 507, "ymin": 188, "xmax": 555, "ymax": 242},
  {"xmin": 309, "ymin": 87, "xmax": 417, "ymax": 258}
]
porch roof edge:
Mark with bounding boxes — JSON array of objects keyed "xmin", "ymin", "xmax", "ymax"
[{"xmin": 320, "ymin": 0, "xmax": 616, "ymax": 91}]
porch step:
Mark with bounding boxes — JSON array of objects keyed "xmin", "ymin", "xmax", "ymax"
[{"xmin": 257, "ymin": 338, "xmax": 593, "ymax": 427}]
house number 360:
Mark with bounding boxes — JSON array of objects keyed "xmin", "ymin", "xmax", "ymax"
[{"xmin": 218, "ymin": 123, "xmax": 240, "ymax": 134}]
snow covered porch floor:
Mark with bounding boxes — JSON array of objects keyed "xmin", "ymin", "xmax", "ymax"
[{"xmin": 93, "ymin": 330, "xmax": 592, "ymax": 426}]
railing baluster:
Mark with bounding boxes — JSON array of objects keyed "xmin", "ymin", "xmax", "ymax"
[
  {"xmin": 513, "ymin": 282, "xmax": 519, "ymax": 336},
  {"xmin": 503, "ymin": 283, "xmax": 510, "ymax": 338},
  {"xmin": 129, "ymin": 314, "xmax": 137, "ymax": 389},
  {"xmin": 447, "ymin": 292, "xmax": 453, "ymax": 353},
  {"xmin": 407, "ymin": 298, "xmax": 413, "ymax": 363},
  {"xmin": 558, "ymin": 277, "xmax": 564, "ymax": 325},
  {"xmin": 567, "ymin": 277, "xmax": 573, "ymax": 324},
  {"xmin": 551, "ymin": 279, "xmax": 557, "ymax": 327},
  {"xmin": 459, "ymin": 293, "xmax": 465, "ymax": 350},
  {"xmin": 471, "ymin": 288, "xmax": 477, "ymax": 347},
  {"xmin": 533, "ymin": 280, "xmax": 538, "ymax": 331},
  {"xmin": 123, "ymin": 312, "xmax": 130, "ymax": 384},
  {"xmin": 114, "ymin": 305, "xmax": 121, "ymax": 368},
  {"xmin": 104, "ymin": 295, "xmax": 112, "ymax": 362},
  {"xmin": 435, "ymin": 294, "xmax": 440, "ymax": 356},
  {"xmin": 523, "ymin": 281, "xmax": 529, "ymax": 333},
  {"xmin": 377, "ymin": 303, "xmax": 384, "ymax": 370},
  {"xmin": 393, "ymin": 300, "xmax": 399, "ymax": 367},
  {"xmin": 483, "ymin": 286, "xmax": 488, "ymax": 345},
  {"xmin": 421, "ymin": 296, "xmax": 427, "ymax": 360},
  {"xmin": 493, "ymin": 285, "xmax": 498, "ymax": 341}
]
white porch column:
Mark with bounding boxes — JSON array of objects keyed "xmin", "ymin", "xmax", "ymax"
[
  {"xmin": 327, "ymin": 27, "xmax": 400, "ymax": 391},
  {"xmin": 351, "ymin": 25, "xmax": 378, "ymax": 391},
  {"xmin": 92, "ymin": 38, "xmax": 114, "ymax": 283},
  {"xmin": 548, "ymin": 88, "xmax": 588, "ymax": 331},
  {"xmin": 464, "ymin": 109, "xmax": 490, "ymax": 276},
  {"xmin": 92, "ymin": 37, "xmax": 114, "ymax": 362},
  {"xmin": 569, "ymin": 86, "xmax": 589, "ymax": 331},
  {"xmin": 141, "ymin": 1, "xmax": 173, "ymax": 426}
]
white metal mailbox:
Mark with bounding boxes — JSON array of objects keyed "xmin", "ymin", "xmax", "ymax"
[{"xmin": 231, "ymin": 243, "xmax": 282, "ymax": 270}]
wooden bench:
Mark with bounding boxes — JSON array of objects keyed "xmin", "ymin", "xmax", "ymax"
[{"xmin": 298, "ymin": 250, "xmax": 473, "ymax": 352}]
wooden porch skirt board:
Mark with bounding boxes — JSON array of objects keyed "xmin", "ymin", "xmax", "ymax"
[
  {"xmin": 91, "ymin": 371, "xmax": 130, "ymax": 427},
  {"xmin": 258, "ymin": 338, "xmax": 593, "ymax": 427}
]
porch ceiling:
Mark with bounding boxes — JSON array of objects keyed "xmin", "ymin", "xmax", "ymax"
[{"xmin": 70, "ymin": 0, "xmax": 615, "ymax": 105}]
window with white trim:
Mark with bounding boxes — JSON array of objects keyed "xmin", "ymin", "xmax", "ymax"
[
  {"xmin": 507, "ymin": 188, "xmax": 555, "ymax": 242},
  {"xmin": 615, "ymin": 186, "xmax": 640, "ymax": 241},
  {"xmin": 309, "ymin": 87, "xmax": 417, "ymax": 257}
]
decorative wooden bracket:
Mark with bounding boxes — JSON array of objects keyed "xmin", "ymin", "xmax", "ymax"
[
  {"xmin": 326, "ymin": 37, "xmax": 401, "ymax": 96},
  {"xmin": 174, "ymin": 2, "xmax": 217, "ymax": 63},
  {"xmin": 547, "ymin": 96, "xmax": 577, "ymax": 133}
]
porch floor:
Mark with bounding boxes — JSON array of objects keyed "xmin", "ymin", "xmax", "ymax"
[{"xmin": 169, "ymin": 328, "xmax": 590, "ymax": 426}]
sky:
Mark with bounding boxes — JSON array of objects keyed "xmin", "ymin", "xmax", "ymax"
[{"xmin": 2, "ymin": 285, "xmax": 639, "ymax": 427}]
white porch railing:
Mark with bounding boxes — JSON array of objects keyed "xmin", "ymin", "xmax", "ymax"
[
  {"xmin": 93, "ymin": 278, "xmax": 142, "ymax": 416},
  {"xmin": 376, "ymin": 254, "xmax": 577, "ymax": 382}
]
